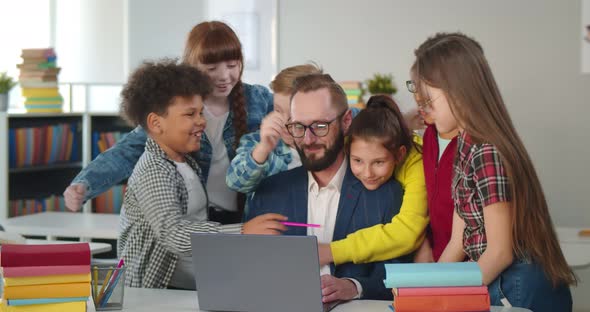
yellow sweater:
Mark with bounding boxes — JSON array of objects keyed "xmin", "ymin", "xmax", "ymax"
[{"xmin": 331, "ymin": 135, "xmax": 429, "ymax": 265}]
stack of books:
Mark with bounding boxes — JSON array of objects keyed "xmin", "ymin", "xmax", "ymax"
[
  {"xmin": 338, "ymin": 81, "xmax": 364, "ymax": 109},
  {"xmin": 383, "ymin": 262, "xmax": 490, "ymax": 312},
  {"xmin": 17, "ymin": 48, "xmax": 63, "ymax": 113},
  {"xmin": 0, "ymin": 243, "xmax": 91, "ymax": 312}
]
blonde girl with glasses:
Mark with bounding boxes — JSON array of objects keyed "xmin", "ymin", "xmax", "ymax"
[{"xmin": 413, "ymin": 32, "xmax": 574, "ymax": 311}]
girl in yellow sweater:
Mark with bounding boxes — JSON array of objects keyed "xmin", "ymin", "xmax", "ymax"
[{"xmin": 319, "ymin": 95, "xmax": 429, "ymax": 266}]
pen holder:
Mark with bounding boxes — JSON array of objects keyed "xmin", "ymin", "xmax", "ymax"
[{"xmin": 91, "ymin": 265, "xmax": 126, "ymax": 311}]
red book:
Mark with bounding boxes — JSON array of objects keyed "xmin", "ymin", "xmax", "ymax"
[
  {"xmin": 0, "ymin": 243, "xmax": 91, "ymax": 267},
  {"xmin": 2, "ymin": 264, "xmax": 90, "ymax": 277},
  {"xmin": 393, "ymin": 294, "xmax": 490, "ymax": 312},
  {"xmin": 396, "ymin": 286, "xmax": 488, "ymax": 297}
]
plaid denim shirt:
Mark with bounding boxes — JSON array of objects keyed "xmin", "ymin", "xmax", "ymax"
[
  {"xmin": 453, "ymin": 132, "xmax": 511, "ymax": 261},
  {"xmin": 226, "ymin": 130, "xmax": 293, "ymax": 194},
  {"xmin": 118, "ymin": 137, "xmax": 241, "ymax": 288},
  {"xmin": 73, "ymin": 83, "xmax": 274, "ymax": 200}
]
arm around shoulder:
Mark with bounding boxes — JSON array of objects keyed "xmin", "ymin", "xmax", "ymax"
[
  {"xmin": 330, "ymin": 145, "xmax": 429, "ymax": 264},
  {"xmin": 72, "ymin": 126, "xmax": 147, "ymax": 200}
]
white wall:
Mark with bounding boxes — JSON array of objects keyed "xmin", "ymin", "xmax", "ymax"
[
  {"xmin": 55, "ymin": 0, "xmax": 126, "ymax": 83},
  {"xmin": 127, "ymin": 0, "xmax": 205, "ymax": 73},
  {"xmin": 279, "ymin": 0, "xmax": 590, "ymax": 310}
]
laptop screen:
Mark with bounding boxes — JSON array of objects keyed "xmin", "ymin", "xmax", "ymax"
[{"xmin": 191, "ymin": 234, "xmax": 326, "ymax": 312}]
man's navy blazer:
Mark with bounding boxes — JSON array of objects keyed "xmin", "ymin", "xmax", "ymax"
[{"xmin": 246, "ymin": 164, "xmax": 405, "ymax": 300}]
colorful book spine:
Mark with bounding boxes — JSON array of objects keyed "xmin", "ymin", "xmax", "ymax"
[
  {"xmin": 393, "ymin": 293, "xmax": 490, "ymax": 312},
  {"xmin": 0, "ymin": 300, "xmax": 86, "ymax": 312},
  {"xmin": 3, "ymin": 273, "xmax": 91, "ymax": 287},
  {"xmin": 2, "ymin": 282, "xmax": 91, "ymax": 299},
  {"xmin": 1, "ymin": 265, "xmax": 90, "ymax": 278},
  {"xmin": 395, "ymin": 285, "xmax": 489, "ymax": 297},
  {"xmin": 383, "ymin": 262, "xmax": 483, "ymax": 288},
  {"xmin": 0, "ymin": 243, "xmax": 90, "ymax": 267}
]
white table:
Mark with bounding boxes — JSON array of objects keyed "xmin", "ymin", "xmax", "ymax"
[
  {"xmin": 107, "ymin": 287, "xmax": 531, "ymax": 312},
  {"xmin": 556, "ymin": 226, "xmax": 590, "ymax": 268},
  {"xmin": 556, "ymin": 226, "xmax": 590, "ymax": 243},
  {"xmin": 3, "ymin": 211, "xmax": 119, "ymax": 240},
  {"xmin": 25, "ymin": 239, "xmax": 113, "ymax": 255}
]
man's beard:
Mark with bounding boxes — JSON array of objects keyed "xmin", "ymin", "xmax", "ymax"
[{"xmin": 295, "ymin": 130, "xmax": 344, "ymax": 172}]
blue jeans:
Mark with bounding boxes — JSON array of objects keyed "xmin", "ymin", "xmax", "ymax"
[{"xmin": 488, "ymin": 259, "xmax": 572, "ymax": 312}]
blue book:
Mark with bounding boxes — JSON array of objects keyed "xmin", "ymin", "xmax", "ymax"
[
  {"xmin": 25, "ymin": 128, "xmax": 33, "ymax": 166},
  {"xmin": 9, "ymin": 128, "xmax": 16, "ymax": 168},
  {"xmin": 7, "ymin": 297, "xmax": 88, "ymax": 306},
  {"xmin": 70, "ymin": 123, "xmax": 79, "ymax": 162},
  {"xmin": 92, "ymin": 131, "xmax": 100, "ymax": 159},
  {"xmin": 383, "ymin": 262, "xmax": 482, "ymax": 288}
]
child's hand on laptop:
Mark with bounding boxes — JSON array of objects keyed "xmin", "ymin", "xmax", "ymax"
[
  {"xmin": 242, "ymin": 213, "xmax": 288, "ymax": 235},
  {"xmin": 320, "ymin": 275, "xmax": 359, "ymax": 303}
]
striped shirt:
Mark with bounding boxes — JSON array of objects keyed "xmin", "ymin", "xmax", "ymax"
[
  {"xmin": 453, "ymin": 132, "xmax": 511, "ymax": 261},
  {"xmin": 118, "ymin": 137, "xmax": 241, "ymax": 288}
]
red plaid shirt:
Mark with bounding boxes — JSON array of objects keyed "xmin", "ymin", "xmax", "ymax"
[{"xmin": 453, "ymin": 132, "xmax": 511, "ymax": 261}]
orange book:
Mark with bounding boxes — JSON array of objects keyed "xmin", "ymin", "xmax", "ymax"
[
  {"xmin": 2, "ymin": 282, "xmax": 90, "ymax": 299},
  {"xmin": 393, "ymin": 294, "xmax": 490, "ymax": 312}
]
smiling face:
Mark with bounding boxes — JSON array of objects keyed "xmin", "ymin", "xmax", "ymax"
[
  {"xmin": 197, "ymin": 60, "xmax": 241, "ymax": 98},
  {"xmin": 152, "ymin": 95, "xmax": 206, "ymax": 161},
  {"xmin": 290, "ymin": 88, "xmax": 347, "ymax": 172},
  {"xmin": 349, "ymin": 138, "xmax": 398, "ymax": 190}
]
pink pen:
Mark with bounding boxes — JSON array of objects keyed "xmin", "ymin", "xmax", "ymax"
[{"xmin": 280, "ymin": 221, "xmax": 321, "ymax": 228}]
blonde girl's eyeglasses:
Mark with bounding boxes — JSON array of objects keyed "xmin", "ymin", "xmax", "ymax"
[{"xmin": 406, "ymin": 80, "xmax": 439, "ymax": 113}]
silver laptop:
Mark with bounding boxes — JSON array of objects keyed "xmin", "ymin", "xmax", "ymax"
[{"xmin": 191, "ymin": 233, "xmax": 341, "ymax": 312}]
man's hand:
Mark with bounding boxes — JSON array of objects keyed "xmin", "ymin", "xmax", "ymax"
[
  {"xmin": 63, "ymin": 183, "xmax": 87, "ymax": 212},
  {"xmin": 320, "ymin": 275, "xmax": 358, "ymax": 303},
  {"xmin": 242, "ymin": 213, "xmax": 288, "ymax": 235}
]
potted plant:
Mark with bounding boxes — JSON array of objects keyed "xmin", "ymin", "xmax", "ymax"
[
  {"xmin": 0, "ymin": 71, "xmax": 17, "ymax": 111},
  {"xmin": 366, "ymin": 73, "xmax": 397, "ymax": 96}
]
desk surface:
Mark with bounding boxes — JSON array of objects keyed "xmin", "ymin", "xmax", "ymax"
[
  {"xmin": 113, "ymin": 287, "xmax": 531, "ymax": 312},
  {"xmin": 3, "ymin": 212, "xmax": 119, "ymax": 240},
  {"xmin": 556, "ymin": 226, "xmax": 590, "ymax": 244},
  {"xmin": 25, "ymin": 239, "xmax": 112, "ymax": 255},
  {"xmin": 556, "ymin": 226, "xmax": 590, "ymax": 268}
]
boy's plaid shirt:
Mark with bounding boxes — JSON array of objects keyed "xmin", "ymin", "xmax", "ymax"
[{"xmin": 118, "ymin": 137, "xmax": 241, "ymax": 288}]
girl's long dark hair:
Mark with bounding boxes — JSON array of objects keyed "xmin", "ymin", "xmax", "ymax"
[{"xmin": 413, "ymin": 32, "xmax": 576, "ymax": 287}]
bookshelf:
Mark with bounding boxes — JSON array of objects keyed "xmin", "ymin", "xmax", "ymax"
[{"xmin": 0, "ymin": 111, "xmax": 132, "ymax": 221}]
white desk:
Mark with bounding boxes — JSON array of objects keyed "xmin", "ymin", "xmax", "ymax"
[
  {"xmin": 556, "ymin": 226, "xmax": 590, "ymax": 268},
  {"xmin": 25, "ymin": 239, "xmax": 113, "ymax": 255},
  {"xmin": 3, "ymin": 212, "xmax": 119, "ymax": 240},
  {"xmin": 112, "ymin": 287, "xmax": 531, "ymax": 312},
  {"xmin": 556, "ymin": 226, "xmax": 590, "ymax": 244}
]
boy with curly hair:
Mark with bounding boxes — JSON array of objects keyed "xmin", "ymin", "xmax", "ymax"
[{"xmin": 118, "ymin": 59, "xmax": 286, "ymax": 289}]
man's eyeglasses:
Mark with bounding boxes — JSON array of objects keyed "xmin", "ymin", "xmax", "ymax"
[{"xmin": 285, "ymin": 111, "xmax": 346, "ymax": 138}]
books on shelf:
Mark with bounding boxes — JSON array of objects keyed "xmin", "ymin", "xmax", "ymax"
[
  {"xmin": 9, "ymin": 195, "xmax": 68, "ymax": 217},
  {"xmin": 17, "ymin": 48, "xmax": 63, "ymax": 113},
  {"xmin": 93, "ymin": 184, "xmax": 126, "ymax": 214},
  {"xmin": 338, "ymin": 81, "xmax": 364, "ymax": 109},
  {"xmin": 384, "ymin": 262, "xmax": 490, "ymax": 312},
  {"xmin": 8, "ymin": 123, "xmax": 79, "ymax": 168},
  {"xmin": 0, "ymin": 243, "xmax": 90, "ymax": 312},
  {"xmin": 91, "ymin": 131, "xmax": 126, "ymax": 159}
]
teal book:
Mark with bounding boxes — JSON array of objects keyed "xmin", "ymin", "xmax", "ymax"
[
  {"xmin": 7, "ymin": 297, "xmax": 88, "ymax": 306},
  {"xmin": 383, "ymin": 262, "xmax": 482, "ymax": 288}
]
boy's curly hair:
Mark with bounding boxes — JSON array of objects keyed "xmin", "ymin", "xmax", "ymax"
[{"xmin": 120, "ymin": 58, "xmax": 212, "ymax": 129}]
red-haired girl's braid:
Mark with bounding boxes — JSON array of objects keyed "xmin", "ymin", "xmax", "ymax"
[{"xmin": 230, "ymin": 81, "xmax": 248, "ymax": 149}]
